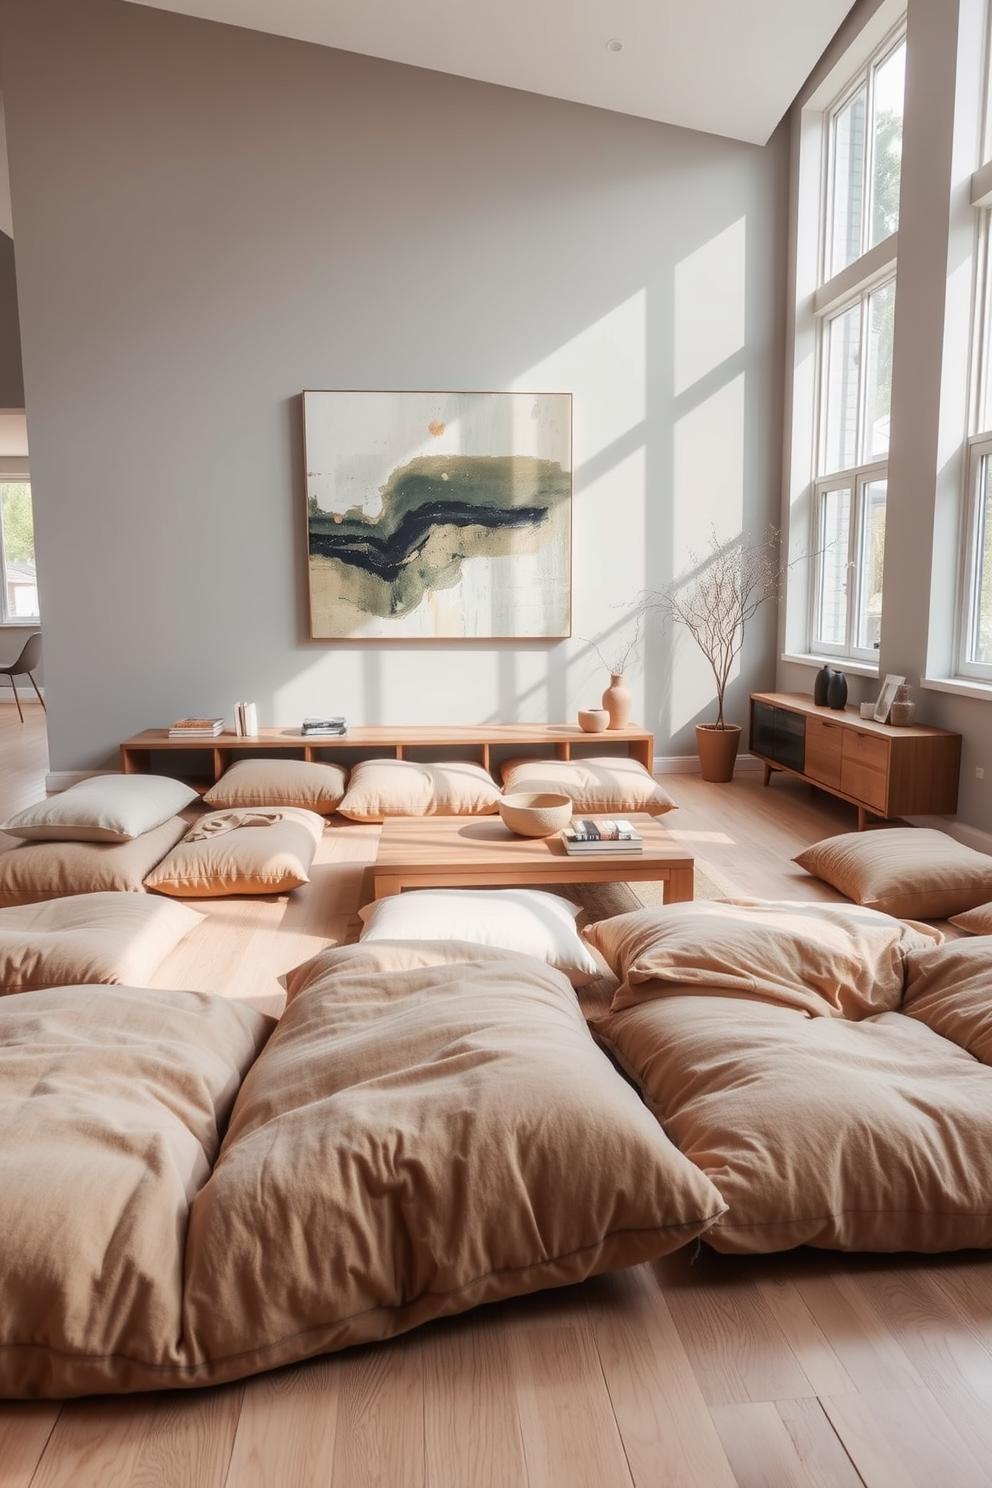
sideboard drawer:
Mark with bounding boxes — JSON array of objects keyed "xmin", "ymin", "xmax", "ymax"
[
  {"xmin": 805, "ymin": 717, "xmax": 843, "ymax": 787},
  {"xmin": 842, "ymin": 730, "xmax": 889, "ymax": 772}
]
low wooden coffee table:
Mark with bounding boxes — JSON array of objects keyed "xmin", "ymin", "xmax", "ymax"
[{"xmin": 372, "ymin": 815, "xmax": 694, "ymax": 901}]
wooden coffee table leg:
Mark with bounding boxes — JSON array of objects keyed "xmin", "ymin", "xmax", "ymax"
[
  {"xmin": 373, "ymin": 873, "xmax": 403, "ymax": 899},
  {"xmin": 665, "ymin": 866, "xmax": 694, "ymax": 903}
]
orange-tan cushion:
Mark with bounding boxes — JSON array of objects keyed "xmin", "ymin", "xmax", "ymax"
[
  {"xmin": 949, "ymin": 901, "xmax": 992, "ymax": 934},
  {"xmin": 583, "ymin": 899, "xmax": 940, "ymax": 1019},
  {"xmin": 793, "ymin": 828, "xmax": 992, "ymax": 919},
  {"xmin": 144, "ymin": 808, "xmax": 323, "ymax": 897},
  {"xmin": 0, "ymin": 892, "xmax": 203, "ymax": 994},
  {"xmin": 0, "ymin": 985, "xmax": 273, "ymax": 1398},
  {"xmin": 336, "ymin": 759, "xmax": 501, "ymax": 821},
  {"xmin": 594, "ymin": 992, "xmax": 992, "ymax": 1253},
  {"xmin": 0, "ymin": 816, "xmax": 189, "ymax": 906},
  {"xmin": 202, "ymin": 758, "xmax": 348, "ymax": 815},
  {"xmin": 182, "ymin": 941, "xmax": 725, "ymax": 1375},
  {"xmin": 499, "ymin": 756, "xmax": 675, "ymax": 816},
  {"xmin": 902, "ymin": 937, "xmax": 992, "ymax": 1064}
]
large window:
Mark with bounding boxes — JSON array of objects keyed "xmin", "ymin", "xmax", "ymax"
[
  {"xmin": 0, "ymin": 481, "xmax": 40, "ymax": 623},
  {"xmin": 808, "ymin": 30, "xmax": 905, "ymax": 663}
]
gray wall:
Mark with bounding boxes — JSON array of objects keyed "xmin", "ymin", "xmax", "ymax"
[
  {"xmin": 0, "ymin": 229, "xmax": 23, "ymax": 405},
  {"xmin": 0, "ymin": 0, "xmax": 787, "ymax": 772}
]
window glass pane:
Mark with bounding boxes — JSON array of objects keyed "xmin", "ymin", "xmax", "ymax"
[
  {"xmin": 0, "ymin": 482, "xmax": 40, "ymax": 621},
  {"xmin": 821, "ymin": 303, "xmax": 861, "ymax": 475},
  {"xmin": 856, "ymin": 479, "xmax": 886, "ymax": 651},
  {"xmin": 970, "ymin": 458, "xmax": 992, "ymax": 665},
  {"xmin": 815, "ymin": 485, "xmax": 852, "ymax": 646},
  {"xmin": 829, "ymin": 85, "xmax": 867, "ymax": 277},
  {"xmin": 862, "ymin": 279, "xmax": 895, "ymax": 461},
  {"xmin": 869, "ymin": 41, "xmax": 905, "ymax": 248}
]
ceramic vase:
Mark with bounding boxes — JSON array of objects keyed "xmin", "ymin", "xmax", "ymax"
[
  {"xmin": 602, "ymin": 673, "xmax": 633, "ymax": 730},
  {"xmin": 813, "ymin": 664, "xmax": 835, "ymax": 707},
  {"xmin": 826, "ymin": 670, "xmax": 849, "ymax": 710}
]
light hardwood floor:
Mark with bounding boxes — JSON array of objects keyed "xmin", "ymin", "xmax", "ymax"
[{"xmin": 2, "ymin": 701, "xmax": 992, "ymax": 1488}]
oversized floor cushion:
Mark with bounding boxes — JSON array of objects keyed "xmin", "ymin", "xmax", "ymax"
[
  {"xmin": 180, "ymin": 941, "xmax": 726, "ymax": 1380},
  {"xmin": 0, "ymin": 985, "xmax": 273, "ymax": 1398},
  {"xmin": 0, "ymin": 816, "xmax": 190, "ymax": 906},
  {"xmin": 593, "ymin": 929, "xmax": 992, "ymax": 1255},
  {"xmin": 143, "ymin": 808, "xmax": 324, "ymax": 897},
  {"xmin": 499, "ymin": 755, "xmax": 676, "ymax": 817},
  {"xmin": 0, "ymin": 891, "xmax": 203, "ymax": 994}
]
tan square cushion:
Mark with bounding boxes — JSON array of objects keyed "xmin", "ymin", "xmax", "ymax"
[
  {"xmin": 902, "ymin": 937, "xmax": 992, "ymax": 1064},
  {"xmin": 0, "ymin": 985, "xmax": 273, "ymax": 1398},
  {"xmin": 336, "ymin": 758, "xmax": 501, "ymax": 821},
  {"xmin": 793, "ymin": 828, "xmax": 992, "ymax": 919},
  {"xmin": 144, "ymin": 808, "xmax": 324, "ymax": 897},
  {"xmin": 0, "ymin": 773, "xmax": 199, "ymax": 843},
  {"xmin": 358, "ymin": 887, "xmax": 601, "ymax": 985},
  {"xmin": 202, "ymin": 758, "xmax": 348, "ymax": 815},
  {"xmin": 182, "ymin": 941, "xmax": 724, "ymax": 1376},
  {"xmin": 0, "ymin": 892, "xmax": 203, "ymax": 994},
  {"xmin": 499, "ymin": 756, "xmax": 675, "ymax": 816},
  {"xmin": 583, "ymin": 899, "xmax": 940, "ymax": 1019},
  {"xmin": 594, "ymin": 992, "xmax": 992, "ymax": 1253},
  {"xmin": 0, "ymin": 816, "xmax": 189, "ymax": 906},
  {"xmin": 949, "ymin": 900, "xmax": 992, "ymax": 933}
]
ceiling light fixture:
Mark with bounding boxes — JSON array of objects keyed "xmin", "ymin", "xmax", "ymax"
[{"xmin": 606, "ymin": 38, "xmax": 625, "ymax": 53}]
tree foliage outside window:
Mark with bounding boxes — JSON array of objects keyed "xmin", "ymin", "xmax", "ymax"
[{"xmin": 0, "ymin": 482, "xmax": 40, "ymax": 622}]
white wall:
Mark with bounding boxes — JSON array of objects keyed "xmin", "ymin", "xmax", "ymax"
[{"xmin": 0, "ymin": 0, "xmax": 787, "ymax": 772}]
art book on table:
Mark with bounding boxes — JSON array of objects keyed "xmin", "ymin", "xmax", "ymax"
[{"xmin": 561, "ymin": 819, "xmax": 643, "ymax": 853}]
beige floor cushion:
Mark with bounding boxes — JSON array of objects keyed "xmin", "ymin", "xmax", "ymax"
[
  {"xmin": 584, "ymin": 898, "xmax": 940, "ymax": 1019},
  {"xmin": 336, "ymin": 758, "xmax": 502, "ymax": 821},
  {"xmin": 144, "ymin": 808, "xmax": 324, "ymax": 897},
  {"xmin": 594, "ymin": 992, "xmax": 992, "ymax": 1253},
  {"xmin": 182, "ymin": 941, "xmax": 725, "ymax": 1379},
  {"xmin": 0, "ymin": 892, "xmax": 203, "ymax": 994},
  {"xmin": 202, "ymin": 758, "xmax": 348, "ymax": 814},
  {"xmin": 0, "ymin": 816, "xmax": 189, "ymax": 906},
  {"xmin": 793, "ymin": 827, "xmax": 992, "ymax": 919},
  {"xmin": 0, "ymin": 985, "xmax": 273, "ymax": 1398},
  {"xmin": 0, "ymin": 773, "xmax": 199, "ymax": 843},
  {"xmin": 499, "ymin": 756, "xmax": 676, "ymax": 816},
  {"xmin": 358, "ymin": 887, "xmax": 602, "ymax": 984},
  {"xmin": 902, "ymin": 936, "xmax": 992, "ymax": 1064},
  {"xmin": 949, "ymin": 900, "xmax": 992, "ymax": 933}
]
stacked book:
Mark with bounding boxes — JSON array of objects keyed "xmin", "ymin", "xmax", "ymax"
[
  {"xmin": 301, "ymin": 715, "xmax": 347, "ymax": 737},
  {"xmin": 234, "ymin": 701, "xmax": 258, "ymax": 738},
  {"xmin": 167, "ymin": 717, "xmax": 224, "ymax": 738},
  {"xmin": 561, "ymin": 818, "xmax": 643, "ymax": 854}
]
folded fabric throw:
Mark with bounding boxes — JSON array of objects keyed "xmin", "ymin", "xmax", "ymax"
[{"xmin": 184, "ymin": 810, "xmax": 284, "ymax": 841}]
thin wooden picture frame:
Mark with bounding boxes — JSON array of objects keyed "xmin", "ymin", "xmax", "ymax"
[{"xmin": 873, "ymin": 673, "xmax": 906, "ymax": 723}]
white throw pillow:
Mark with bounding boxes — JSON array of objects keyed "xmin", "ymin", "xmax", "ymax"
[
  {"xmin": 0, "ymin": 774, "xmax": 200, "ymax": 844},
  {"xmin": 358, "ymin": 887, "xmax": 602, "ymax": 985}
]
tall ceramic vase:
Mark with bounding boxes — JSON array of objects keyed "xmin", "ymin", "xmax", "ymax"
[{"xmin": 602, "ymin": 673, "xmax": 632, "ymax": 730}]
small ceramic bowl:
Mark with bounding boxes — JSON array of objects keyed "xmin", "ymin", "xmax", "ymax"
[
  {"xmin": 577, "ymin": 708, "xmax": 610, "ymax": 733},
  {"xmin": 498, "ymin": 792, "xmax": 573, "ymax": 837}
]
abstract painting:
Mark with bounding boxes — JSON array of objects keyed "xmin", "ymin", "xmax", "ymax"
[{"xmin": 302, "ymin": 390, "xmax": 572, "ymax": 639}]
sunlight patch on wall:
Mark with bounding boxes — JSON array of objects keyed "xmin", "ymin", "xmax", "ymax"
[
  {"xmin": 514, "ymin": 290, "xmax": 646, "ymax": 467},
  {"xmin": 673, "ymin": 372, "xmax": 745, "ymax": 560},
  {"xmin": 674, "ymin": 218, "xmax": 746, "ymax": 397}
]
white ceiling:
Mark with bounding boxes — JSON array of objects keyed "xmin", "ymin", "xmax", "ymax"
[{"xmin": 121, "ymin": 0, "xmax": 857, "ymax": 146}]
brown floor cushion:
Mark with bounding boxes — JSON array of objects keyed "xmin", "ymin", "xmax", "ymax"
[{"xmin": 0, "ymin": 816, "xmax": 189, "ymax": 906}]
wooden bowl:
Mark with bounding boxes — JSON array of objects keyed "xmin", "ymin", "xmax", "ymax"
[
  {"xmin": 498, "ymin": 792, "xmax": 573, "ymax": 837},
  {"xmin": 577, "ymin": 708, "xmax": 610, "ymax": 733}
]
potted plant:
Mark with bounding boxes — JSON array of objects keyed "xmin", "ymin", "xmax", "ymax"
[{"xmin": 645, "ymin": 529, "xmax": 781, "ymax": 781}]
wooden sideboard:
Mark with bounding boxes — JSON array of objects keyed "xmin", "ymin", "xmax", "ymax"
[
  {"xmin": 119, "ymin": 723, "xmax": 655, "ymax": 787},
  {"xmin": 749, "ymin": 692, "xmax": 961, "ymax": 830}
]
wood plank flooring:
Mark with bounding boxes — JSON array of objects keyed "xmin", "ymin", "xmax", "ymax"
[{"xmin": 2, "ymin": 702, "xmax": 992, "ymax": 1487}]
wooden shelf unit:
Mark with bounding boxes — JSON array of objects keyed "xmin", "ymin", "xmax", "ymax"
[
  {"xmin": 749, "ymin": 692, "xmax": 961, "ymax": 830},
  {"xmin": 119, "ymin": 723, "xmax": 655, "ymax": 787}
]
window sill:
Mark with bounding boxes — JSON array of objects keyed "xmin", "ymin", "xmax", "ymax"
[
  {"xmin": 921, "ymin": 675, "xmax": 992, "ymax": 703},
  {"xmin": 780, "ymin": 652, "xmax": 880, "ymax": 680}
]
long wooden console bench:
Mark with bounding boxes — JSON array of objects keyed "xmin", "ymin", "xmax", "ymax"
[{"xmin": 120, "ymin": 724, "xmax": 655, "ymax": 787}]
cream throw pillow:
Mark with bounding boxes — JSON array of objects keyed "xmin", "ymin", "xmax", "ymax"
[
  {"xmin": 0, "ymin": 774, "xmax": 199, "ymax": 843},
  {"xmin": 948, "ymin": 901, "xmax": 992, "ymax": 933},
  {"xmin": 0, "ymin": 816, "xmax": 189, "ymax": 906},
  {"xmin": 793, "ymin": 828, "xmax": 992, "ymax": 919},
  {"xmin": 584, "ymin": 898, "xmax": 941, "ymax": 1019},
  {"xmin": 144, "ymin": 808, "xmax": 324, "ymax": 897},
  {"xmin": 0, "ymin": 892, "xmax": 203, "ymax": 993},
  {"xmin": 203, "ymin": 758, "xmax": 348, "ymax": 815},
  {"xmin": 336, "ymin": 758, "xmax": 501, "ymax": 821},
  {"xmin": 499, "ymin": 756, "xmax": 675, "ymax": 816},
  {"xmin": 902, "ymin": 937, "xmax": 992, "ymax": 1064},
  {"xmin": 358, "ymin": 887, "xmax": 602, "ymax": 984}
]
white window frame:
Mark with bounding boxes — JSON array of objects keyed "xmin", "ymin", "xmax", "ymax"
[
  {"xmin": 957, "ymin": 432, "xmax": 992, "ymax": 680},
  {"xmin": 0, "ymin": 469, "xmax": 40, "ymax": 627}
]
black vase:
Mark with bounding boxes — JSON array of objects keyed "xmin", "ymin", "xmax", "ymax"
[
  {"xmin": 826, "ymin": 671, "xmax": 849, "ymax": 710},
  {"xmin": 813, "ymin": 664, "xmax": 835, "ymax": 707}
]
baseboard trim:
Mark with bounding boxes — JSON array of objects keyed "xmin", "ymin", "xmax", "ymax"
[
  {"xmin": 904, "ymin": 815, "xmax": 992, "ymax": 854},
  {"xmin": 44, "ymin": 770, "xmax": 113, "ymax": 792},
  {"xmin": 653, "ymin": 753, "xmax": 763, "ymax": 775}
]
